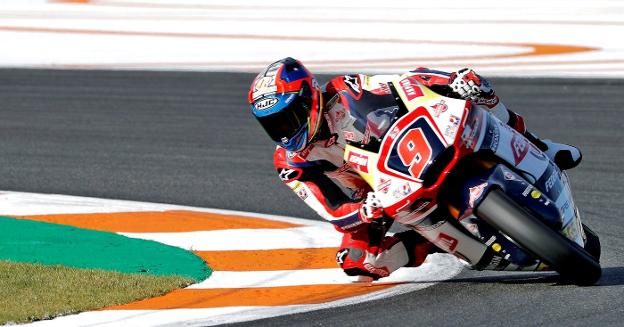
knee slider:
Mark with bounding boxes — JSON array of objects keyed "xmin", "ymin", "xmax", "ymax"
[{"xmin": 335, "ymin": 247, "xmax": 386, "ymax": 280}]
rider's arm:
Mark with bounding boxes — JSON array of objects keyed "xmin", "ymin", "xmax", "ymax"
[
  {"xmin": 405, "ymin": 68, "xmax": 526, "ymax": 134},
  {"xmin": 274, "ymin": 147, "xmax": 369, "ymax": 233}
]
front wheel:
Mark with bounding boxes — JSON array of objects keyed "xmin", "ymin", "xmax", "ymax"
[
  {"xmin": 582, "ymin": 223, "xmax": 601, "ymax": 261},
  {"xmin": 475, "ymin": 189, "xmax": 602, "ymax": 285}
]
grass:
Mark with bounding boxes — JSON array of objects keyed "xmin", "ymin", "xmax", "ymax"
[{"xmin": 0, "ymin": 261, "xmax": 195, "ymax": 325}]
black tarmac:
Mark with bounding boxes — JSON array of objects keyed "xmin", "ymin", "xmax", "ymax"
[{"xmin": 0, "ymin": 69, "xmax": 622, "ymax": 326}]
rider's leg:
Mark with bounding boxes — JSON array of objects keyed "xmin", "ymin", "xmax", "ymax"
[{"xmin": 336, "ymin": 226, "xmax": 433, "ymax": 280}]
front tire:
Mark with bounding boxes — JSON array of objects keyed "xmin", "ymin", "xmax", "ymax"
[
  {"xmin": 476, "ymin": 189, "xmax": 601, "ymax": 285},
  {"xmin": 582, "ymin": 223, "xmax": 601, "ymax": 261}
]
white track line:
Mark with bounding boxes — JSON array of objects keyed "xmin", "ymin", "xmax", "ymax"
[
  {"xmin": 0, "ymin": 191, "xmax": 329, "ymax": 227},
  {"xmin": 189, "ymin": 262, "xmax": 454, "ymax": 288},
  {"xmin": 120, "ymin": 227, "xmax": 342, "ymax": 251}
]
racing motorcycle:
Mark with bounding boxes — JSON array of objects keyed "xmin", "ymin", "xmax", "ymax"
[{"xmin": 344, "ymin": 74, "xmax": 602, "ymax": 285}]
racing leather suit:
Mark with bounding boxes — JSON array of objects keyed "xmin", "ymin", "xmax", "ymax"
[{"xmin": 273, "ymin": 68, "xmax": 527, "ymax": 279}]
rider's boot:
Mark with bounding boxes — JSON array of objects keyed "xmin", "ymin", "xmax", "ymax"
[
  {"xmin": 523, "ymin": 132, "xmax": 582, "ymax": 170},
  {"xmin": 507, "ymin": 109, "xmax": 582, "ymax": 170}
]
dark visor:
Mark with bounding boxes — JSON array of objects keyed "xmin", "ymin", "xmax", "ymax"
[{"xmin": 256, "ymin": 94, "xmax": 312, "ymax": 142}]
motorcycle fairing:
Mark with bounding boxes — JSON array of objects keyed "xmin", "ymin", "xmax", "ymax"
[{"xmin": 343, "ymin": 73, "xmax": 470, "ymax": 225}]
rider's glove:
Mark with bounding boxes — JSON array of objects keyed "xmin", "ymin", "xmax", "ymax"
[
  {"xmin": 449, "ymin": 68, "xmax": 500, "ymax": 108},
  {"xmin": 359, "ymin": 192, "xmax": 384, "ymax": 223}
]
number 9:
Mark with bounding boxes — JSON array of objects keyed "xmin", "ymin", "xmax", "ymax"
[{"xmin": 397, "ymin": 128, "xmax": 432, "ymax": 179}]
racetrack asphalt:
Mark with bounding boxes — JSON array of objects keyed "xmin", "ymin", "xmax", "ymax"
[{"xmin": 0, "ymin": 69, "xmax": 622, "ymax": 326}]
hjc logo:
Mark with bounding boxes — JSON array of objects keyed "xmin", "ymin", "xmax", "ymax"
[
  {"xmin": 347, "ymin": 152, "xmax": 369, "ymax": 173},
  {"xmin": 255, "ymin": 97, "xmax": 278, "ymax": 110}
]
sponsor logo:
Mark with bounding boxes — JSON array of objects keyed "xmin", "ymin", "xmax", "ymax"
[
  {"xmin": 393, "ymin": 183, "xmax": 413, "ymax": 199},
  {"xmin": 400, "ymin": 183, "xmax": 412, "ymax": 195},
  {"xmin": 530, "ymin": 190, "xmax": 541, "ymax": 199},
  {"xmin": 324, "ymin": 134, "xmax": 338, "ymax": 147},
  {"xmin": 544, "ymin": 172, "xmax": 558, "ymax": 192},
  {"xmin": 487, "ymin": 255, "xmax": 503, "ymax": 269},
  {"xmin": 432, "ymin": 100, "xmax": 448, "ymax": 117},
  {"xmin": 343, "ymin": 75, "xmax": 361, "ymax": 94},
  {"xmin": 334, "ymin": 162, "xmax": 352, "ymax": 174},
  {"xmin": 511, "ymin": 134, "xmax": 529, "ymax": 165},
  {"xmin": 485, "ymin": 235, "xmax": 497, "ymax": 246},
  {"xmin": 378, "ymin": 178, "xmax": 392, "ymax": 194},
  {"xmin": 462, "ymin": 115, "xmax": 481, "ymax": 150},
  {"xmin": 295, "ymin": 185, "xmax": 308, "ymax": 200},
  {"xmin": 413, "ymin": 220, "xmax": 446, "ymax": 232},
  {"xmin": 399, "ymin": 78, "xmax": 424, "ymax": 101},
  {"xmin": 529, "ymin": 143, "xmax": 546, "ymax": 160},
  {"xmin": 411, "ymin": 199, "xmax": 431, "ymax": 213},
  {"xmin": 487, "ymin": 124, "xmax": 500, "ymax": 151},
  {"xmin": 434, "ymin": 233, "xmax": 458, "ymax": 252},
  {"xmin": 335, "ymin": 248, "xmax": 348, "ymax": 264},
  {"xmin": 468, "ymin": 182, "xmax": 488, "ymax": 208},
  {"xmin": 444, "ymin": 115, "xmax": 461, "ymax": 140},
  {"xmin": 343, "ymin": 131, "xmax": 356, "ymax": 142},
  {"xmin": 388, "ymin": 126, "xmax": 401, "ymax": 140},
  {"xmin": 522, "ymin": 185, "xmax": 532, "ymax": 197},
  {"xmin": 444, "ymin": 125, "xmax": 458, "ymax": 140},
  {"xmin": 347, "ymin": 152, "xmax": 369, "ymax": 173},
  {"xmin": 255, "ymin": 97, "xmax": 278, "ymax": 110},
  {"xmin": 492, "ymin": 243, "xmax": 502, "ymax": 252},
  {"xmin": 300, "ymin": 146, "xmax": 312, "ymax": 158},
  {"xmin": 362, "ymin": 126, "xmax": 372, "ymax": 145},
  {"xmin": 334, "ymin": 108, "xmax": 346, "ymax": 121},
  {"xmin": 252, "ymin": 64, "xmax": 280, "ymax": 100},
  {"xmin": 418, "ymin": 74, "xmax": 431, "ymax": 81},
  {"xmin": 490, "ymin": 132, "xmax": 500, "ymax": 151},
  {"xmin": 363, "ymin": 263, "xmax": 390, "ymax": 277},
  {"xmin": 464, "ymin": 222, "xmax": 480, "ymax": 236},
  {"xmin": 342, "ymin": 220, "xmax": 364, "ymax": 230},
  {"xmin": 504, "ymin": 171, "xmax": 515, "ymax": 181},
  {"xmin": 312, "ymin": 78, "xmax": 320, "ymax": 89},
  {"xmin": 288, "ymin": 146, "xmax": 312, "ymax": 159},
  {"xmin": 474, "ymin": 95, "xmax": 499, "ymax": 106},
  {"xmin": 370, "ymin": 83, "xmax": 391, "ymax": 95},
  {"xmin": 560, "ymin": 201, "xmax": 570, "ymax": 215},
  {"xmin": 279, "ymin": 168, "xmax": 298, "ymax": 181}
]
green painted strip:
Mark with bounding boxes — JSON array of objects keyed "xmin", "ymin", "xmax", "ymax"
[{"xmin": 0, "ymin": 216, "xmax": 211, "ymax": 281}]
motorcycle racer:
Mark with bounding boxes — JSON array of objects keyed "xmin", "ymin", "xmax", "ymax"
[{"xmin": 247, "ymin": 57, "xmax": 582, "ymax": 280}]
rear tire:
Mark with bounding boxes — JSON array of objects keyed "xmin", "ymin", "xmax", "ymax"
[{"xmin": 476, "ymin": 189, "xmax": 601, "ymax": 285}]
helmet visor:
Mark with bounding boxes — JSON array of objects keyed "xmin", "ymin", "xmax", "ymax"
[{"xmin": 256, "ymin": 94, "xmax": 312, "ymax": 143}]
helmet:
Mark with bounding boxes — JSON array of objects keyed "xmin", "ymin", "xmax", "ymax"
[{"xmin": 248, "ymin": 57, "xmax": 323, "ymax": 152}]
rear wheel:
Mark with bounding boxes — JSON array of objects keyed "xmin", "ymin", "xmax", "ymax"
[{"xmin": 476, "ymin": 189, "xmax": 601, "ymax": 285}]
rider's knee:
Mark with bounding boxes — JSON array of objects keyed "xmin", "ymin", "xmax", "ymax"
[{"xmin": 336, "ymin": 233, "xmax": 424, "ymax": 279}]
